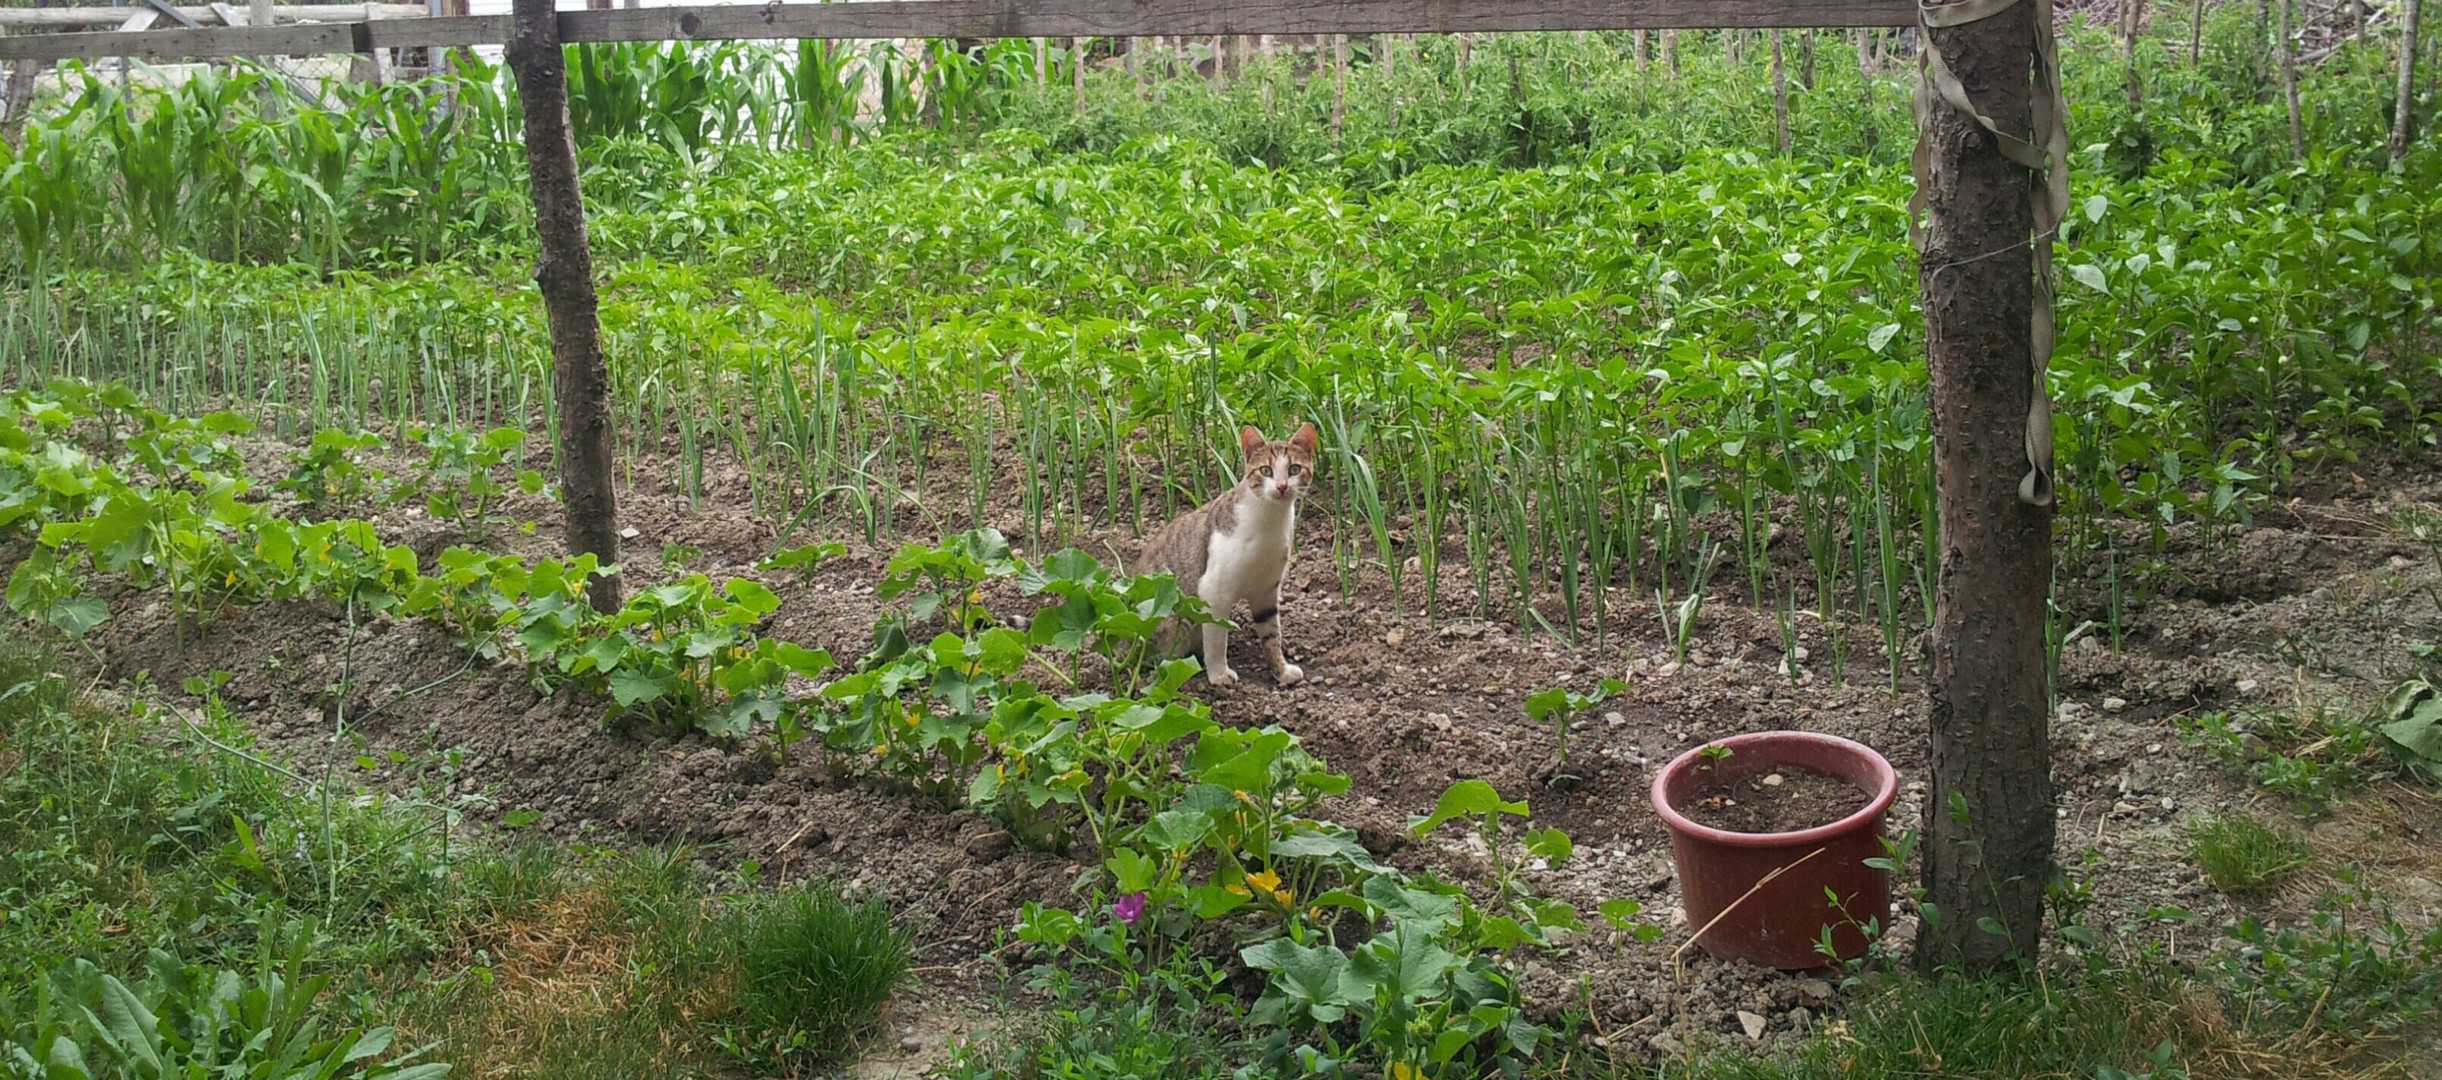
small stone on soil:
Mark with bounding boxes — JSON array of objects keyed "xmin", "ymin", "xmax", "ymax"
[
  {"xmin": 1737, "ymin": 1010, "xmax": 1767, "ymax": 1040},
  {"xmin": 2102, "ymin": 696, "xmax": 2128, "ymax": 713}
]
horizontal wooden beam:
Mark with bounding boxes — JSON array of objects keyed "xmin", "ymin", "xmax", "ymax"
[
  {"xmin": 0, "ymin": 20, "xmax": 359, "ymax": 61},
  {"xmin": 538, "ymin": 0, "xmax": 1917, "ymax": 40},
  {"xmin": 0, "ymin": 4, "xmax": 426, "ymax": 28},
  {"xmin": 0, "ymin": 0, "xmax": 1916, "ymax": 63}
]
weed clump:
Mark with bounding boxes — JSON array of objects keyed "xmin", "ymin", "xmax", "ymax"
[
  {"xmin": 723, "ymin": 884, "xmax": 909, "ymax": 1067},
  {"xmin": 2188, "ymin": 815, "xmax": 2310, "ymax": 895}
]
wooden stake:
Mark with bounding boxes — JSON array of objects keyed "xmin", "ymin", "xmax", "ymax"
[
  {"xmin": 1, "ymin": 58, "xmax": 36, "ymax": 148},
  {"xmin": 1915, "ymin": 0, "xmax": 2054, "ymax": 974},
  {"xmin": 1330, "ymin": 31, "xmax": 1345, "ymax": 143},
  {"xmin": 1801, "ymin": 27, "xmax": 1815, "ymax": 89},
  {"xmin": 504, "ymin": 0, "xmax": 622, "ymax": 613},
  {"xmin": 2278, "ymin": 0, "xmax": 2301, "ymax": 156},
  {"xmin": 1033, "ymin": 36, "xmax": 1046, "ymax": 86},
  {"xmin": 1634, "ymin": 28, "xmax": 1648, "ymax": 70},
  {"xmin": 1770, "ymin": 28, "xmax": 1789, "ymax": 153},
  {"xmin": 2123, "ymin": 0, "xmax": 2145, "ymax": 109},
  {"xmin": 2190, "ymin": 0, "xmax": 2206, "ymax": 65},
  {"xmin": 1071, "ymin": 34, "xmax": 1085, "ymax": 114},
  {"xmin": 2394, "ymin": 0, "xmax": 2422, "ymax": 161},
  {"xmin": 1856, "ymin": 27, "xmax": 1876, "ymax": 153},
  {"xmin": 1661, "ymin": 28, "xmax": 1676, "ymax": 74}
]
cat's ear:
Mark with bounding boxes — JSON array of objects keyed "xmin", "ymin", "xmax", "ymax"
[
  {"xmin": 1288, "ymin": 422, "xmax": 1320, "ymax": 455},
  {"xmin": 1239, "ymin": 425, "xmax": 1268, "ymax": 460}
]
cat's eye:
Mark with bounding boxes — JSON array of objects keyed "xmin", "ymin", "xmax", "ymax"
[
  {"xmin": 1287, "ymin": 464, "xmax": 1302, "ymax": 476},
  {"xmin": 1259, "ymin": 466, "xmax": 1273, "ymax": 477}
]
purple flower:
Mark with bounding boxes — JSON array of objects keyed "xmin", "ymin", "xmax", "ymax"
[{"xmin": 1112, "ymin": 892, "xmax": 1146, "ymax": 926}]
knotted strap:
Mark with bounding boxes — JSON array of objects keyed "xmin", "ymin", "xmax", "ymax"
[{"xmin": 1907, "ymin": 0, "xmax": 2070, "ymax": 507}]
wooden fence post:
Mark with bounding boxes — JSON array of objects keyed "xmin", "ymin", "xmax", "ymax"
[
  {"xmin": 1914, "ymin": 0, "xmax": 2057, "ymax": 972},
  {"xmin": 505, "ymin": 0, "xmax": 623, "ymax": 613},
  {"xmin": 2395, "ymin": 0, "xmax": 2423, "ymax": 162},
  {"xmin": 2278, "ymin": 0, "xmax": 2301, "ymax": 156},
  {"xmin": 1771, "ymin": 28, "xmax": 1789, "ymax": 152}
]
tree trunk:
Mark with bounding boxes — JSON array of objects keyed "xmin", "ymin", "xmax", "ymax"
[
  {"xmin": 1634, "ymin": 29, "xmax": 1650, "ymax": 71},
  {"xmin": 1034, "ymin": 37, "xmax": 1048, "ymax": 86},
  {"xmin": 1802, "ymin": 28, "xmax": 1817, "ymax": 90},
  {"xmin": 1457, "ymin": 32, "xmax": 1472, "ymax": 69},
  {"xmin": 1662, "ymin": 29, "xmax": 1677, "ymax": 75},
  {"xmin": 2279, "ymin": 0, "xmax": 2303, "ymax": 156},
  {"xmin": 2123, "ymin": 0, "xmax": 2146, "ymax": 108},
  {"xmin": 1857, "ymin": 28, "xmax": 1878, "ymax": 154},
  {"xmin": 1, "ymin": 59, "xmax": 37, "ymax": 148},
  {"xmin": 1331, "ymin": 33, "xmax": 1346, "ymax": 143},
  {"xmin": 1384, "ymin": 33, "xmax": 1399, "ymax": 130},
  {"xmin": 2191, "ymin": 0, "xmax": 2206, "ymax": 65},
  {"xmin": 2396, "ymin": 0, "xmax": 2424, "ymax": 161},
  {"xmin": 1771, "ymin": 29, "xmax": 1790, "ymax": 153},
  {"xmin": 505, "ymin": 0, "xmax": 623, "ymax": 613},
  {"xmin": 1071, "ymin": 35, "xmax": 1086, "ymax": 115},
  {"xmin": 1209, "ymin": 34, "xmax": 1225, "ymax": 85},
  {"xmin": 1915, "ymin": 0, "xmax": 2055, "ymax": 973}
]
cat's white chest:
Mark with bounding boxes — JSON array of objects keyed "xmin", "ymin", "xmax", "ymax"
[{"xmin": 1201, "ymin": 497, "xmax": 1296, "ymax": 607}]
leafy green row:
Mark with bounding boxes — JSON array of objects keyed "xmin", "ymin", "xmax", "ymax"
[{"xmin": 0, "ymin": 382, "xmax": 1668, "ymax": 1074}]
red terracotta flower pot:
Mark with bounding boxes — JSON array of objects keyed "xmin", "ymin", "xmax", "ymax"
[{"xmin": 1649, "ymin": 731, "xmax": 1899, "ymax": 970}]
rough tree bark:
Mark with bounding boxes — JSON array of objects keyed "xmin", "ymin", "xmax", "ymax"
[
  {"xmin": 505, "ymin": 0, "xmax": 623, "ymax": 613},
  {"xmin": 1771, "ymin": 29, "xmax": 1790, "ymax": 153},
  {"xmin": 1802, "ymin": 28, "xmax": 1816, "ymax": 90},
  {"xmin": 2122, "ymin": 0, "xmax": 2145, "ymax": 108},
  {"xmin": 1634, "ymin": 29, "xmax": 1649, "ymax": 71},
  {"xmin": 2190, "ymin": 0, "xmax": 2205, "ymax": 66},
  {"xmin": 1330, "ymin": 32, "xmax": 1346, "ymax": 142},
  {"xmin": 1915, "ymin": 0, "xmax": 2056, "ymax": 972},
  {"xmin": 1071, "ymin": 35, "xmax": 1085, "ymax": 114},
  {"xmin": 2279, "ymin": 0, "xmax": 2302, "ymax": 157},
  {"xmin": 2396, "ymin": 0, "xmax": 2424, "ymax": 162},
  {"xmin": 1, "ymin": 59, "xmax": 36, "ymax": 148},
  {"xmin": 1857, "ymin": 28, "xmax": 1878, "ymax": 154}
]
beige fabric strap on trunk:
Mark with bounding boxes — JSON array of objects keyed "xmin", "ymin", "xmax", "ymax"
[{"xmin": 1907, "ymin": 0, "xmax": 2068, "ymax": 507}]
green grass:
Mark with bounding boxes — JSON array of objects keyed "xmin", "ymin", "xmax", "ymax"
[
  {"xmin": 724, "ymin": 883, "xmax": 911, "ymax": 1068},
  {"xmin": 0, "ymin": 626, "xmax": 910, "ymax": 1080},
  {"xmin": 2182, "ymin": 708, "xmax": 2393, "ymax": 814},
  {"xmin": 2188, "ymin": 814, "xmax": 2311, "ymax": 895}
]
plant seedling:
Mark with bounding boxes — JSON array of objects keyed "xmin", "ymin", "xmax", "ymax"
[{"xmin": 1522, "ymin": 677, "xmax": 1628, "ymax": 784}]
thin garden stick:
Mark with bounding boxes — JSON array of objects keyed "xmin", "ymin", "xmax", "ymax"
[{"xmin": 1668, "ymin": 845, "xmax": 1827, "ymax": 1055}]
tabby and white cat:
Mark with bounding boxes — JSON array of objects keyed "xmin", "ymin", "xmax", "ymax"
[{"xmin": 1135, "ymin": 423, "xmax": 1318, "ymax": 688}]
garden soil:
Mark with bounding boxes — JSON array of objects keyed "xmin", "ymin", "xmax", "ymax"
[
  {"xmin": 61, "ymin": 437, "xmax": 2442, "ymax": 1069},
  {"xmin": 1677, "ymin": 767, "xmax": 1864, "ymax": 835}
]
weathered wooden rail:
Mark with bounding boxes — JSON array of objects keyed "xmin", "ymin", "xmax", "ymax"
[{"xmin": 0, "ymin": 0, "xmax": 1916, "ymax": 62}]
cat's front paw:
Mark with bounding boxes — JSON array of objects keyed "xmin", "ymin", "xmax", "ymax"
[
  {"xmin": 1207, "ymin": 666, "xmax": 1240, "ymax": 687},
  {"xmin": 1276, "ymin": 663, "xmax": 1304, "ymax": 687}
]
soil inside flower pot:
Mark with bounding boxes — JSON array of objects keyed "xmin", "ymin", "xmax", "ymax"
[{"xmin": 1676, "ymin": 766, "xmax": 1867, "ymax": 834}]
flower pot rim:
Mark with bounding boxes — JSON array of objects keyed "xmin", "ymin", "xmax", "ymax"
[{"xmin": 1648, "ymin": 730, "xmax": 1898, "ymax": 849}]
